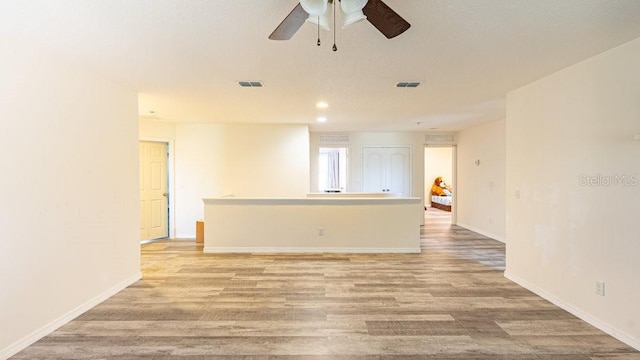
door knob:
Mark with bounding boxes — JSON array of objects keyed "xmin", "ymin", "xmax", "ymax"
[{"xmin": 162, "ymin": 193, "xmax": 168, "ymax": 197}]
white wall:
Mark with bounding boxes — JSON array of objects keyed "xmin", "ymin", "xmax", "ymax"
[
  {"xmin": 174, "ymin": 124, "xmax": 229, "ymax": 238},
  {"xmin": 424, "ymin": 147, "xmax": 454, "ymax": 206},
  {"xmin": 174, "ymin": 123, "xmax": 310, "ymax": 238},
  {"xmin": 224, "ymin": 124, "xmax": 310, "ymax": 197},
  {"xmin": 0, "ymin": 39, "xmax": 140, "ymax": 358},
  {"xmin": 505, "ymin": 37, "xmax": 640, "ymax": 349},
  {"xmin": 139, "ymin": 118, "xmax": 176, "ymax": 140},
  {"xmin": 203, "ymin": 198, "xmax": 422, "ymax": 253},
  {"xmin": 456, "ymin": 119, "xmax": 506, "ymax": 241}
]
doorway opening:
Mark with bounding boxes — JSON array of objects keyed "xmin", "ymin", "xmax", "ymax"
[{"xmin": 425, "ymin": 146, "xmax": 455, "ymax": 225}]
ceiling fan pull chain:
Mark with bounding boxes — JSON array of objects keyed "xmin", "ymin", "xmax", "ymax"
[
  {"xmin": 332, "ymin": 0, "xmax": 338, "ymax": 51},
  {"xmin": 317, "ymin": 16, "xmax": 321, "ymax": 46}
]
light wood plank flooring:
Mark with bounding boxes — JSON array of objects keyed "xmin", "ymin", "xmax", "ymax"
[{"xmin": 11, "ymin": 208, "xmax": 640, "ymax": 359}]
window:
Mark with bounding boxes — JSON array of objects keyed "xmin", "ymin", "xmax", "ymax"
[{"xmin": 318, "ymin": 147, "xmax": 347, "ymax": 192}]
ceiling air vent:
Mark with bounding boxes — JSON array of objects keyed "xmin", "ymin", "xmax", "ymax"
[
  {"xmin": 425, "ymin": 134, "xmax": 455, "ymax": 143},
  {"xmin": 396, "ymin": 82, "xmax": 420, "ymax": 88},
  {"xmin": 318, "ymin": 134, "xmax": 350, "ymax": 143},
  {"xmin": 238, "ymin": 81, "xmax": 263, "ymax": 88}
]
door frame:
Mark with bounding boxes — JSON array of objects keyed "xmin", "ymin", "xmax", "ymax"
[
  {"xmin": 140, "ymin": 137, "xmax": 175, "ymax": 240},
  {"xmin": 424, "ymin": 144, "xmax": 457, "ymax": 225}
]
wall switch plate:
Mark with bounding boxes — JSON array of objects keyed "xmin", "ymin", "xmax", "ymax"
[
  {"xmin": 595, "ymin": 281, "xmax": 605, "ymax": 296},
  {"xmin": 318, "ymin": 228, "xmax": 324, "ymax": 236}
]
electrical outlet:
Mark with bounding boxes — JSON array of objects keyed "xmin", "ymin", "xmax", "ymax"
[
  {"xmin": 595, "ymin": 281, "xmax": 605, "ymax": 296},
  {"xmin": 318, "ymin": 228, "xmax": 324, "ymax": 236}
]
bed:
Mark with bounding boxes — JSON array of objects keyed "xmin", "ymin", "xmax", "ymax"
[{"xmin": 431, "ymin": 195, "xmax": 452, "ymax": 212}]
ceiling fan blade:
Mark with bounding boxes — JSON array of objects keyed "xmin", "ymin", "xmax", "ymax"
[
  {"xmin": 363, "ymin": 0, "xmax": 411, "ymax": 39},
  {"xmin": 269, "ymin": 3, "xmax": 308, "ymax": 40}
]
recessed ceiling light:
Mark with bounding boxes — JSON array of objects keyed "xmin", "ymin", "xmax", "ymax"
[
  {"xmin": 316, "ymin": 101, "xmax": 329, "ymax": 109},
  {"xmin": 317, "ymin": 116, "xmax": 328, "ymax": 123}
]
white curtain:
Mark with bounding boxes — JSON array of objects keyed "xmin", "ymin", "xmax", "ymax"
[{"xmin": 327, "ymin": 150, "xmax": 340, "ymax": 189}]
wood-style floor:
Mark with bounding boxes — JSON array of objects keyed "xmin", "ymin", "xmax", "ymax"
[{"xmin": 11, "ymin": 208, "xmax": 640, "ymax": 359}]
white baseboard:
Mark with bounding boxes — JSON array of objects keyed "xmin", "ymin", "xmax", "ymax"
[
  {"xmin": 504, "ymin": 271, "xmax": 640, "ymax": 351},
  {"xmin": 203, "ymin": 247, "xmax": 421, "ymax": 254},
  {"xmin": 456, "ymin": 222, "xmax": 505, "ymax": 243},
  {"xmin": 0, "ymin": 272, "xmax": 142, "ymax": 360}
]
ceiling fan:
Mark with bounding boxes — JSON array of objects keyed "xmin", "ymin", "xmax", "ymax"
[{"xmin": 269, "ymin": 0, "xmax": 411, "ymax": 41}]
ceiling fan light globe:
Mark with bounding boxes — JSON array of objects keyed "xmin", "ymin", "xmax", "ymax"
[
  {"xmin": 342, "ymin": 12, "xmax": 367, "ymax": 28},
  {"xmin": 300, "ymin": 0, "xmax": 328, "ymax": 16},
  {"xmin": 340, "ymin": 0, "xmax": 368, "ymax": 13}
]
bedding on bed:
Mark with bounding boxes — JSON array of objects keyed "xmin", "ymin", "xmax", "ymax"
[
  {"xmin": 431, "ymin": 195, "xmax": 452, "ymax": 206},
  {"xmin": 430, "ymin": 195, "xmax": 452, "ymax": 212}
]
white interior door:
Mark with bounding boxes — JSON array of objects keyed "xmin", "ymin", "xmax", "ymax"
[
  {"xmin": 387, "ymin": 147, "xmax": 411, "ymax": 195},
  {"xmin": 362, "ymin": 148, "xmax": 385, "ymax": 193},
  {"xmin": 362, "ymin": 146, "xmax": 411, "ymax": 196},
  {"xmin": 139, "ymin": 141, "xmax": 168, "ymax": 240}
]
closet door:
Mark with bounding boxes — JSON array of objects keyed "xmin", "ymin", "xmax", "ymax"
[{"xmin": 362, "ymin": 147, "xmax": 411, "ymax": 196}]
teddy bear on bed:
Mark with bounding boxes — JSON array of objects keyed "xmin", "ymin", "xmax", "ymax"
[{"xmin": 431, "ymin": 176, "xmax": 453, "ymax": 196}]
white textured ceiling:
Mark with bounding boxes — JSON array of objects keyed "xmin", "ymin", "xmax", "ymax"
[{"xmin": 3, "ymin": 0, "xmax": 640, "ymax": 132}]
